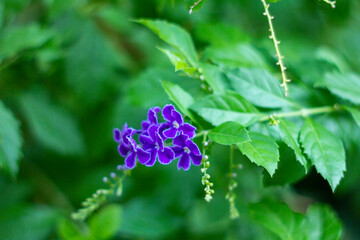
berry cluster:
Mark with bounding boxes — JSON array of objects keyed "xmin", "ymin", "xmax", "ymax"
[{"xmin": 114, "ymin": 104, "xmax": 202, "ymax": 170}]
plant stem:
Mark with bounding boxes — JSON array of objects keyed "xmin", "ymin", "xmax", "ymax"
[
  {"xmin": 260, "ymin": 0, "xmax": 290, "ymax": 97},
  {"xmin": 259, "ymin": 104, "xmax": 341, "ymax": 122},
  {"xmin": 320, "ymin": 0, "xmax": 336, "ymax": 8}
]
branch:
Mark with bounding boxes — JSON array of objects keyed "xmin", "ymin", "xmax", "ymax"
[
  {"xmin": 320, "ymin": 0, "xmax": 336, "ymax": 8},
  {"xmin": 260, "ymin": 0, "xmax": 291, "ymax": 97},
  {"xmin": 189, "ymin": 0, "xmax": 202, "ymax": 15}
]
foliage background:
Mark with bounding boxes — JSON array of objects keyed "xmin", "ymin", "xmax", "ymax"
[{"xmin": 0, "ymin": 0, "xmax": 359, "ymax": 239}]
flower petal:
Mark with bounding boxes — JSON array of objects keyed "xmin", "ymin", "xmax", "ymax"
[
  {"xmin": 125, "ymin": 152, "xmax": 136, "ymax": 169},
  {"xmin": 119, "ymin": 144, "xmax": 130, "ymax": 157},
  {"xmin": 155, "ymin": 132, "xmax": 164, "ymax": 151},
  {"xmin": 185, "ymin": 139, "xmax": 201, "ymax": 156},
  {"xmin": 177, "ymin": 154, "xmax": 191, "ymax": 171},
  {"xmin": 148, "ymin": 107, "xmax": 160, "ymax": 124},
  {"xmin": 171, "ymin": 146, "xmax": 184, "ymax": 158},
  {"xmin": 137, "ymin": 147, "xmax": 151, "ymax": 164},
  {"xmin": 128, "ymin": 138, "xmax": 137, "ymax": 151},
  {"xmin": 139, "ymin": 135, "xmax": 155, "ymax": 150},
  {"xmin": 180, "ymin": 123, "xmax": 196, "ymax": 138},
  {"xmin": 158, "ymin": 123, "xmax": 170, "ymax": 140},
  {"xmin": 141, "ymin": 121, "xmax": 150, "ymax": 131},
  {"xmin": 190, "ymin": 153, "xmax": 202, "ymax": 166},
  {"xmin": 158, "ymin": 147, "xmax": 175, "ymax": 165},
  {"xmin": 114, "ymin": 128, "xmax": 121, "ymax": 142},
  {"xmin": 164, "ymin": 127, "xmax": 177, "ymax": 138},
  {"xmin": 162, "ymin": 104, "xmax": 175, "ymax": 121},
  {"xmin": 145, "ymin": 148, "xmax": 158, "ymax": 167},
  {"xmin": 173, "ymin": 133, "xmax": 188, "ymax": 147},
  {"xmin": 172, "ymin": 110, "xmax": 184, "ymax": 125},
  {"xmin": 148, "ymin": 125, "xmax": 158, "ymax": 142}
]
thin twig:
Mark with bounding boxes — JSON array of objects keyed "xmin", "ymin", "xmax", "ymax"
[
  {"xmin": 189, "ymin": 0, "xmax": 202, "ymax": 15},
  {"xmin": 260, "ymin": 0, "xmax": 290, "ymax": 97},
  {"xmin": 320, "ymin": 0, "xmax": 336, "ymax": 8}
]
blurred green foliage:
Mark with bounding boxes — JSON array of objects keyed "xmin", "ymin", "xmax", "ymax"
[{"xmin": 0, "ymin": 0, "xmax": 360, "ymax": 239}]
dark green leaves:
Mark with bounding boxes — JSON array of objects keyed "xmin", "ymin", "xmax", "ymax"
[
  {"xmin": 249, "ymin": 200, "xmax": 342, "ymax": 240},
  {"xmin": 226, "ymin": 68, "xmax": 297, "ymax": 108},
  {"xmin": 0, "ymin": 24, "xmax": 53, "ymax": 63},
  {"xmin": 0, "ymin": 102, "xmax": 22, "ymax": 177},
  {"xmin": 249, "ymin": 200, "xmax": 304, "ymax": 240},
  {"xmin": 191, "ymin": 92, "xmax": 264, "ymax": 126},
  {"xmin": 89, "ymin": 204, "xmax": 122, "ymax": 240},
  {"xmin": 137, "ymin": 19, "xmax": 198, "ymax": 67},
  {"xmin": 304, "ymin": 204, "xmax": 342, "ymax": 240},
  {"xmin": 237, "ymin": 132, "xmax": 279, "ymax": 176},
  {"xmin": 19, "ymin": 91, "xmax": 85, "ymax": 155},
  {"xmin": 300, "ymin": 118, "xmax": 346, "ymax": 191},
  {"xmin": 317, "ymin": 72, "xmax": 360, "ymax": 104},
  {"xmin": 209, "ymin": 122, "xmax": 250, "ymax": 145},
  {"xmin": 279, "ymin": 119, "xmax": 309, "ymax": 172}
]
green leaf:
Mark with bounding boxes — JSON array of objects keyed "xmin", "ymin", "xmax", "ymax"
[
  {"xmin": 191, "ymin": 91, "xmax": 264, "ymax": 127},
  {"xmin": 304, "ymin": 204, "xmax": 342, "ymax": 240},
  {"xmin": 203, "ymin": 44, "xmax": 268, "ymax": 69},
  {"xmin": 0, "ymin": 24, "xmax": 53, "ymax": 63},
  {"xmin": 57, "ymin": 218, "xmax": 87, "ymax": 240},
  {"xmin": 249, "ymin": 199, "xmax": 304, "ymax": 240},
  {"xmin": 199, "ymin": 63, "xmax": 230, "ymax": 94},
  {"xmin": 136, "ymin": 19, "xmax": 198, "ymax": 67},
  {"xmin": 65, "ymin": 21, "xmax": 127, "ymax": 106},
  {"xmin": 161, "ymin": 81, "xmax": 198, "ymax": 124},
  {"xmin": 0, "ymin": 101, "xmax": 22, "ymax": 177},
  {"xmin": 236, "ymin": 132, "xmax": 279, "ymax": 176},
  {"xmin": 19, "ymin": 91, "xmax": 85, "ymax": 155},
  {"xmin": 157, "ymin": 47, "xmax": 197, "ymax": 76},
  {"xmin": 317, "ymin": 72, "xmax": 360, "ymax": 105},
  {"xmin": 209, "ymin": 121, "xmax": 250, "ymax": 145},
  {"xmin": 263, "ymin": 143, "xmax": 307, "ymax": 186},
  {"xmin": 278, "ymin": 119, "xmax": 309, "ymax": 172},
  {"xmin": 226, "ymin": 68, "xmax": 298, "ymax": 108},
  {"xmin": 300, "ymin": 118, "xmax": 346, "ymax": 191},
  {"xmin": 0, "ymin": 204, "xmax": 60, "ymax": 240},
  {"xmin": 119, "ymin": 199, "xmax": 181, "ymax": 239},
  {"xmin": 345, "ymin": 106, "xmax": 360, "ymax": 127},
  {"xmin": 89, "ymin": 204, "xmax": 122, "ymax": 240}
]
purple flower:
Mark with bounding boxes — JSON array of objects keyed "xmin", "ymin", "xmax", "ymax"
[
  {"xmin": 124, "ymin": 138, "xmax": 151, "ymax": 169},
  {"xmin": 141, "ymin": 107, "xmax": 161, "ymax": 132},
  {"xmin": 161, "ymin": 104, "xmax": 196, "ymax": 139},
  {"xmin": 171, "ymin": 133, "xmax": 202, "ymax": 171},
  {"xmin": 139, "ymin": 125, "xmax": 175, "ymax": 166},
  {"xmin": 114, "ymin": 123, "xmax": 135, "ymax": 157}
]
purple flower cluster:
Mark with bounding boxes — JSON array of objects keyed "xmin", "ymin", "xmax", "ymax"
[{"xmin": 114, "ymin": 104, "xmax": 202, "ymax": 171}]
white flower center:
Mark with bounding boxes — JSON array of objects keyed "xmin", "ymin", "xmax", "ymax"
[
  {"xmin": 184, "ymin": 147, "xmax": 190, "ymax": 154},
  {"xmin": 173, "ymin": 121, "xmax": 180, "ymax": 129}
]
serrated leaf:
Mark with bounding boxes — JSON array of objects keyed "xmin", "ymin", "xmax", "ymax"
[
  {"xmin": 226, "ymin": 68, "xmax": 298, "ymax": 108},
  {"xmin": 157, "ymin": 47, "xmax": 196, "ymax": 76},
  {"xmin": 161, "ymin": 81, "xmax": 197, "ymax": 124},
  {"xmin": 249, "ymin": 199, "xmax": 304, "ymax": 240},
  {"xmin": 236, "ymin": 132, "xmax": 279, "ymax": 176},
  {"xmin": 190, "ymin": 91, "xmax": 264, "ymax": 126},
  {"xmin": 300, "ymin": 118, "xmax": 346, "ymax": 191},
  {"xmin": 304, "ymin": 204, "xmax": 342, "ymax": 240},
  {"xmin": 136, "ymin": 19, "xmax": 198, "ymax": 67},
  {"xmin": 278, "ymin": 119, "xmax": 309, "ymax": 172},
  {"xmin": 19, "ymin": 91, "xmax": 85, "ymax": 155},
  {"xmin": 317, "ymin": 72, "xmax": 360, "ymax": 105},
  {"xmin": 345, "ymin": 106, "xmax": 360, "ymax": 127},
  {"xmin": 0, "ymin": 101, "xmax": 22, "ymax": 177},
  {"xmin": 209, "ymin": 121, "xmax": 250, "ymax": 145},
  {"xmin": 89, "ymin": 204, "xmax": 122, "ymax": 240}
]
